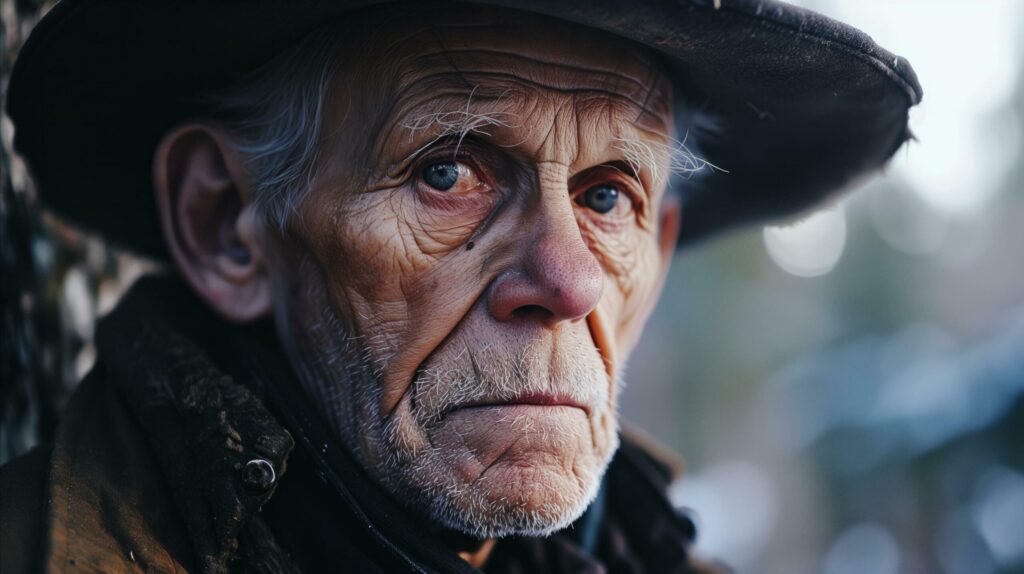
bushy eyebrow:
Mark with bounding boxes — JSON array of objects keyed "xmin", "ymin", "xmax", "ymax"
[
  {"xmin": 611, "ymin": 133, "xmax": 724, "ymax": 187},
  {"xmin": 398, "ymin": 87, "xmax": 518, "ymax": 157}
]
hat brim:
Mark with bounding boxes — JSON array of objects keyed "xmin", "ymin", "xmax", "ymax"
[{"xmin": 7, "ymin": 0, "xmax": 921, "ymax": 259}]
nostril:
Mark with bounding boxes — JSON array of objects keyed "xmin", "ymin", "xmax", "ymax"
[
  {"xmin": 511, "ymin": 304, "xmax": 553, "ymax": 323},
  {"xmin": 487, "ymin": 254, "xmax": 603, "ymax": 324}
]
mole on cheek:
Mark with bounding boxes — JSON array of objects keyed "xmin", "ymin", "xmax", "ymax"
[{"xmin": 466, "ymin": 241, "xmax": 475, "ymax": 251}]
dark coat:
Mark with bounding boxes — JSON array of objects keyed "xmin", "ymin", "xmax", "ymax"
[{"xmin": 0, "ymin": 276, "xmax": 723, "ymax": 573}]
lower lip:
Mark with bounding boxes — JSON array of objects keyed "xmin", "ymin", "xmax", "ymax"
[{"xmin": 440, "ymin": 404, "xmax": 590, "ymax": 445}]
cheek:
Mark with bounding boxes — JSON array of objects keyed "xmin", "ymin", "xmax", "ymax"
[
  {"xmin": 293, "ymin": 183, "xmax": 507, "ymax": 410},
  {"xmin": 615, "ymin": 243, "xmax": 664, "ymax": 353},
  {"xmin": 579, "ymin": 220, "xmax": 662, "ymax": 350},
  {"xmin": 308, "ymin": 176, "xmax": 502, "ymax": 296},
  {"xmin": 299, "ymin": 185, "xmax": 462, "ymax": 311},
  {"xmin": 409, "ymin": 185, "xmax": 498, "ymax": 253}
]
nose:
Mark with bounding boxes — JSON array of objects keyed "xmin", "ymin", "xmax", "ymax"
[{"xmin": 488, "ymin": 185, "xmax": 604, "ymax": 326}]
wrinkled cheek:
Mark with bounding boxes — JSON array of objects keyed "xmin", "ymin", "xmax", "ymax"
[
  {"xmin": 586, "ymin": 247, "xmax": 652, "ymax": 356},
  {"xmin": 308, "ymin": 196, "xmax": 448, "ymax": 323},
  {"xmin": 579, "ymin": 224, "xmax": 646, "ymax": 307},
  {"xmin": 585, "ymin": 271, "xmax": 634, "ymax": 401},
  {"xmin": 311, "ymin": 215, "xmax": 502, "ymax": 419},
  {"xmin": 297, "ymin": 192, "xmax": 401, "ymax": 296},
  {"xmin": 603, "ymin": 235, "xmax": 662, "ymax": 352},
  {"xmin": 403, "ymin": 193, "xmax": 497, "ymax": 256}
]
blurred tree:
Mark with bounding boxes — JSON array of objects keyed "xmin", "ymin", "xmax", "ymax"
[
  {"xmin": 1, "ymin": 0, "xmax": 143, "ymax": 464},
  {"xmin": 2, "ymin": 0, "xmax": 59, "ymax": 463}
]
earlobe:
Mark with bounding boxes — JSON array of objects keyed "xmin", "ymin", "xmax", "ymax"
[{"xmin": 153, "ymin": 123, "xmax": 272, "ymax": 323}]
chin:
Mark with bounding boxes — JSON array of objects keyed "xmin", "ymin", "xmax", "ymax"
[
  {"xmin": 430, "ymin": 442, "xmax": 614, "ymax": 539},
  {"xmin": 382, "ymin": 417, "xmax": 620, "ymax": 539}
]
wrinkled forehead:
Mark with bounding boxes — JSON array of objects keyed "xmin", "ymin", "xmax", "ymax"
[
  {"xmin": 390, "ymin": 7, "xmax": 668, "ymax": 98},
  {"xmin": 326, "ymin": 3, "xmax": 675, "ymax": 153}
]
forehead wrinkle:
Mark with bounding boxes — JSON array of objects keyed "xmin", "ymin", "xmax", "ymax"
[
  {"xmin": 403, "ymin": 65, "xmax": 652, "ymax": 112},
  {"xmin": 633, "ymin": 63, "xmax": 674, "ymax": 128},
  {"xmin": 409, "ymin": 48, "xmax": 653, "ymax": 96},
  {"xmin": 358, "ymin": 16, "xmax": 673, "ymax": 162},
  {"xmin": 367, "ymin": 60, "xmax": 674, "ymax": 176},
  {"xmin": 399, "ymin": 71, "xmax": 652, "ymax": 118},
  {"xmin": 326, "ymin": 5, "xmax": 675, "ymax": 166},
  {"xmin": 375, "ymin": 85, "xmax": 675, "ymax": 179}
]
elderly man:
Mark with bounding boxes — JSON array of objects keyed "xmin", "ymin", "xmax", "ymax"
[{"xmin": 0, "ymin": 1, "xmax": 920, "ymax": 572}]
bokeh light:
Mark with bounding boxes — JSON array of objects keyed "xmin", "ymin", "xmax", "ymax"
[
  {"xmin": 623, "ymin": 2, "xmax": 1024, "ymax": 572},
  {"xmin": 763, "ymin": 208, "xmax": 847, "ymax": 277}
]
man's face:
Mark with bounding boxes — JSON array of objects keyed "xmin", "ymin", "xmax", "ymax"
[{"xmin": 266, "ymin": 6, "xmax": 678, "ymax": 537}]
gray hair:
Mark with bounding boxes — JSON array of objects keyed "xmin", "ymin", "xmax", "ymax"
[{"xmin": 200, "ymin": 26, "xmax": 341, "ymax": 229}]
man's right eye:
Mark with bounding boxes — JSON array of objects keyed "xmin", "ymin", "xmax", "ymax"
[
  {"xmin": 422, "ymin": 161, "xmax": 461, "ymax": 191},
  {"xmin": 418, "ymin": 160, "xmax": 489, "ymax": 196}
]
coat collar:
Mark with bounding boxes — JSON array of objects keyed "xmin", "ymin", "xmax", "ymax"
[{"xmin": 41, "ymin": 274, "xmax": 295, "ymax": 573}]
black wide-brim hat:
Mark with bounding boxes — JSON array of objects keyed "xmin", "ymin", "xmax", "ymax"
[{"xmin": 7, "ymin": 0, "xmax": 921, "ymax": 259}]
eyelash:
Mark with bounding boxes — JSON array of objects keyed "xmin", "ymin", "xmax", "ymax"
[{"xmin": 413, "ymin": 142, "xmax": 490, "ymax": 180}]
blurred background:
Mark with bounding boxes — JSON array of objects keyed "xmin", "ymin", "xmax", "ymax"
[
  {"xmin": 2, "ymin": 1, "xmax": 1022, "ymax": 573},
  {"xmin": 622, "ymin": 1, "xmax": 1024, "ymax": 573}
]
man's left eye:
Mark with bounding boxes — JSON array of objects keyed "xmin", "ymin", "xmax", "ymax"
[{"xmin": 580, "ymin": 184, "xmax": 625, "ymax": 215}]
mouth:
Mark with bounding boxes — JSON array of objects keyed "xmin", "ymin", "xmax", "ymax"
[{"xmin": 444, "ymin": 393, "xmax": 590, "ymax": 420}]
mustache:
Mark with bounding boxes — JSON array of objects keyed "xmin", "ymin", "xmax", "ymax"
[{"xmin": 411, "ymin": 338, "xmax": 609, "ymax": 425}]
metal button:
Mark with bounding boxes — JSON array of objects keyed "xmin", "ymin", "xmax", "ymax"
[{"xmin": 242, "ymin": 458, "xmax": 276, "ymax": 491}]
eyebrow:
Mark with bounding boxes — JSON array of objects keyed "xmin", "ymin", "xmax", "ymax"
[
  {"xmin": 611, "ymin": 134, "xmax": 721, "ymax": 187},
  {"xmin": 398, "ymin": 87, "xmax": 518, "ymax": 158},
  {"xmin": 368, "ymin": 80, "xmax": 518, "ymax": 169}
]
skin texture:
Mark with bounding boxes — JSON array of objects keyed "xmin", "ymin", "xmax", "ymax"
[{"xmin": 154, "ymin": 4, "xmax": 682, "ymax": 566}]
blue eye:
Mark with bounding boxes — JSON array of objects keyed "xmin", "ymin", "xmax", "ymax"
[
  {"xmin": 582, "ymin": 184, "xmax": 620, "ymax": 214},
  {"xmin": 422, "ymin": 161, "xmax": 460, "ymax": 191}
]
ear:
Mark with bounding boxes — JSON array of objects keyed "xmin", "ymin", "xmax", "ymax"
[{"xmin": 153, "ymin": 122, "xmax": 271, "ymax": 322}]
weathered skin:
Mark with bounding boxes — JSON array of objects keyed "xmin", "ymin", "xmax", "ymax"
[{"xmin": 154, "ymin": 5, "xmax": 681, "ymax": 566}]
